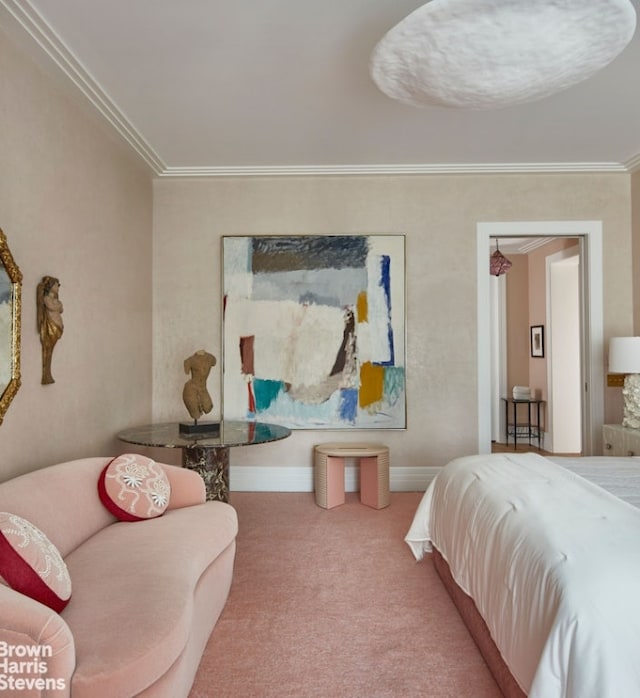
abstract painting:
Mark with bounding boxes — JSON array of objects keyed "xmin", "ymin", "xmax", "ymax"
[{"xmin": 222, "ymin": 235, "xmax": 406, "ymax": 429}]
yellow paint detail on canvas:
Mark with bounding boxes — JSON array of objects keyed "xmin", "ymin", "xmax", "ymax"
[
  {"xmin": 359, "ymin": 362, "xmax": 384, "ymax": 408},
  {"xmin": 357, "ymin": 292, "xmax": 368, "ymax": 323}
]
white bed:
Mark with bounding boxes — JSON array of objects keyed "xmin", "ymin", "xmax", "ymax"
[{"xmin": 406, "ymin": 452, "xmax": 640, "ymax": 698}]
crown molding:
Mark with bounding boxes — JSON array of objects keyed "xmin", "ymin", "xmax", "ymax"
[
  {"xmin": 491, "ymin": 236, "xmax": 555, "ymax": 254},
  {"xmin": 2, "ymin": 0, "xmax": 639, "ymax": 180},
  {"xmin": 624, "ymin": 153, "xmax": 640, "ymax": 173},
  {"xmin": 158, "ymin": 161, "xmax": 629, "ymax": 178},
  {"xmin": 0, "ymin": 0, "xmax": 166, "ymax": 174}
]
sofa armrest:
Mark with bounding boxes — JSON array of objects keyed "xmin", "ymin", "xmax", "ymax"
[
  {"xmin": 0, "ymin": 584, "xmax": 74, "ymax": 697},
  {"xmin": 162, "ymin": 463, "xmax": 206, "ymax": 509}
]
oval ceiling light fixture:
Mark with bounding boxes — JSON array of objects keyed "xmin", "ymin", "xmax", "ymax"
[{"xmin": 370, "ymin": 0, "xmax": 636, "ymax": 110}]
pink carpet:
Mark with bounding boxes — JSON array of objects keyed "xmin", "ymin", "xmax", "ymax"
[{"xmin": 189, "ymin": 492, "xmax": 503, "ymax": 698}]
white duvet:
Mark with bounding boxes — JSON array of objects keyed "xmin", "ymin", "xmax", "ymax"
[{"xmin": 405, "ymin": 452, "xmax": 640, "ymax": 698}]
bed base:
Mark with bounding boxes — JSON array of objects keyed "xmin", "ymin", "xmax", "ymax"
[{"xmin": 432, "ymin": 547, "xmax": 526, "ymax": 698}]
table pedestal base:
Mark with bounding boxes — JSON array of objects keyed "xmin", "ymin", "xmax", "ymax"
[{"xmin": 183, "ymin": 446, "xmax": 230, "ymax": 502}]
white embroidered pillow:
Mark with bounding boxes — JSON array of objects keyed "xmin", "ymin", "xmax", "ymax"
[
  {"xmin": 0, "ymin": 512, "xmax": 71, "ymax": 612},
  {"xmin": 98, "ymin": 454, "xmax": 171, "ymax": 521}
]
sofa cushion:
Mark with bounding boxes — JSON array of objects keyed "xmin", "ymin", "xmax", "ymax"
[
  {"xmin": 98, "ymin": 454, "xmax": 171, "ymax": 521},
  {"xmin": 62, "ymin": 500, "xmax": 238, "ymax": 698},
  {"xmin": 0, "ymin": 512, "xmax": 72, "ymax": 612}
]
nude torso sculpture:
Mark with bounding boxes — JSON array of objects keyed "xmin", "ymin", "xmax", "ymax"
[{"xmin": 183, "ymin": 350, "xmax": 217, "ymax": 421}]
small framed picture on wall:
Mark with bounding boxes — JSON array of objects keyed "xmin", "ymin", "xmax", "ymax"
[{"xmin": 530, "ymin": 325, "xmax": 544, "ymax": 358}]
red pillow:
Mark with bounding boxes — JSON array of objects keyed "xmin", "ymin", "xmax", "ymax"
[
  {"xmin": 98, "ymin": 454, "xmax": 171, "ymax": 521},
  {"xmin": 0, "ymin": 512, "xmax": 71, "ymax": 613}
]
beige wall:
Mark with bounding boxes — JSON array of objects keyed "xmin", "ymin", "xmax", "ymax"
[
  {"xmin": 0, "ymin": 31, "xmax": 154, "ymax": 480},
  {"xmin": 1, "ymin": 23, "xmax": 636, "ymax": 480},
  {"xmin": 153, "ymin": 174, "xmax": 633, "ymax": 470}
]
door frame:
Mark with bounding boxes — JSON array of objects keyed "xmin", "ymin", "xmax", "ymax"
[
  {"xmin": 546, "ymin": 245, "xmax": 581, "ymax": 453},
  {"xmin": 490, "ymin": 272, "xmax": 508, "ymax": 442},
  {"xmin": 477, "ymin": 221, "xmax": 603, "ymax": 455}
]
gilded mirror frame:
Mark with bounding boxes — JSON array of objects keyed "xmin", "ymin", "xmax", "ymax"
[{"xmin": 0, "ymin": 228, "xmax": 22, "ymax": 424}]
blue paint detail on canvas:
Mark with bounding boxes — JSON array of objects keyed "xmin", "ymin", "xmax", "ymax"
[
  {"xmin": 251, "ymin": 380, "xmax": 405, "ymax": 429},
  {"xmin": 253, "ymin": 378, "xmax": 284, "ymax": 412},
  {"xmin": 378, "ymin": 255, "xmax": 395, "ymax": 366},
  {"xmin": 338, "ymin": 389, "xmax": 358, "ymax": 424},
  {"xmin": 255, "ymin": 387, "xmax": 344, "ymax": 427}
]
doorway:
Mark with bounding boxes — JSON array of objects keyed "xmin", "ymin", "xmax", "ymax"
[
  {"xmin": 477, "ymin": 221, "xmax": 604, "ymax": 456},
  {"xmin": 489, "ymin": 240, "xmax": 581, "ymax": 453}
]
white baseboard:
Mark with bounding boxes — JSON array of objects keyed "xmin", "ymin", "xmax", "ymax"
[{"xmin": 229, "ymin": 465, "xmax": 440, "ymax": 493}]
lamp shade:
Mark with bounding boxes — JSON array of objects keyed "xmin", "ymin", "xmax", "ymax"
[{"xmin": 608, "ymin": 337, "xmax": 640, "ymax": 373}]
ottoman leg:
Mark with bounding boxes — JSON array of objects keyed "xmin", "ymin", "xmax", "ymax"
[
  {"xmin": 360, "ymin": 455, "xmax": 390, "ymax": 509},
  {"xmin": 325, "ymin": 456, "xmax": 346, "ymax": 509}
]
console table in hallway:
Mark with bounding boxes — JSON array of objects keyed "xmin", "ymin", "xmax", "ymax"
[
  {"xmin": 117, "ymin": 420, "xmax": 291, "ymax": 502},
  {"xmin": 501, "ymin": 397, "xmax": 545, "ymax": 450}
]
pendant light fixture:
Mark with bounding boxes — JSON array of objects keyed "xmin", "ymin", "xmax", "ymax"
[{"xmin": 490, "ymin": 240, "xmax": 512, "ymax": 276}]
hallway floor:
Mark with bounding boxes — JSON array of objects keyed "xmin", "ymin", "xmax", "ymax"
[{"xmin": 491, "ymin": 442, "xmax": 581, "ymax": 457}]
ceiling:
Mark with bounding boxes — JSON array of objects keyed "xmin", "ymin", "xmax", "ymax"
[{"xmin": 1, "ymin": 0, "xmax": 639, "ymax": 177}]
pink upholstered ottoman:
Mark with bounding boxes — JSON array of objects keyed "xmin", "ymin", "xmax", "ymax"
[{"xmin": 313, "ymin": 443, "xmax": 390, "ymax": 509}]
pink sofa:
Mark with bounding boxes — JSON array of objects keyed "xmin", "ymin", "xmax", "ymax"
[{"xmin": 0, "ymin": 456, "xmax": 238, "ymax": 697}]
